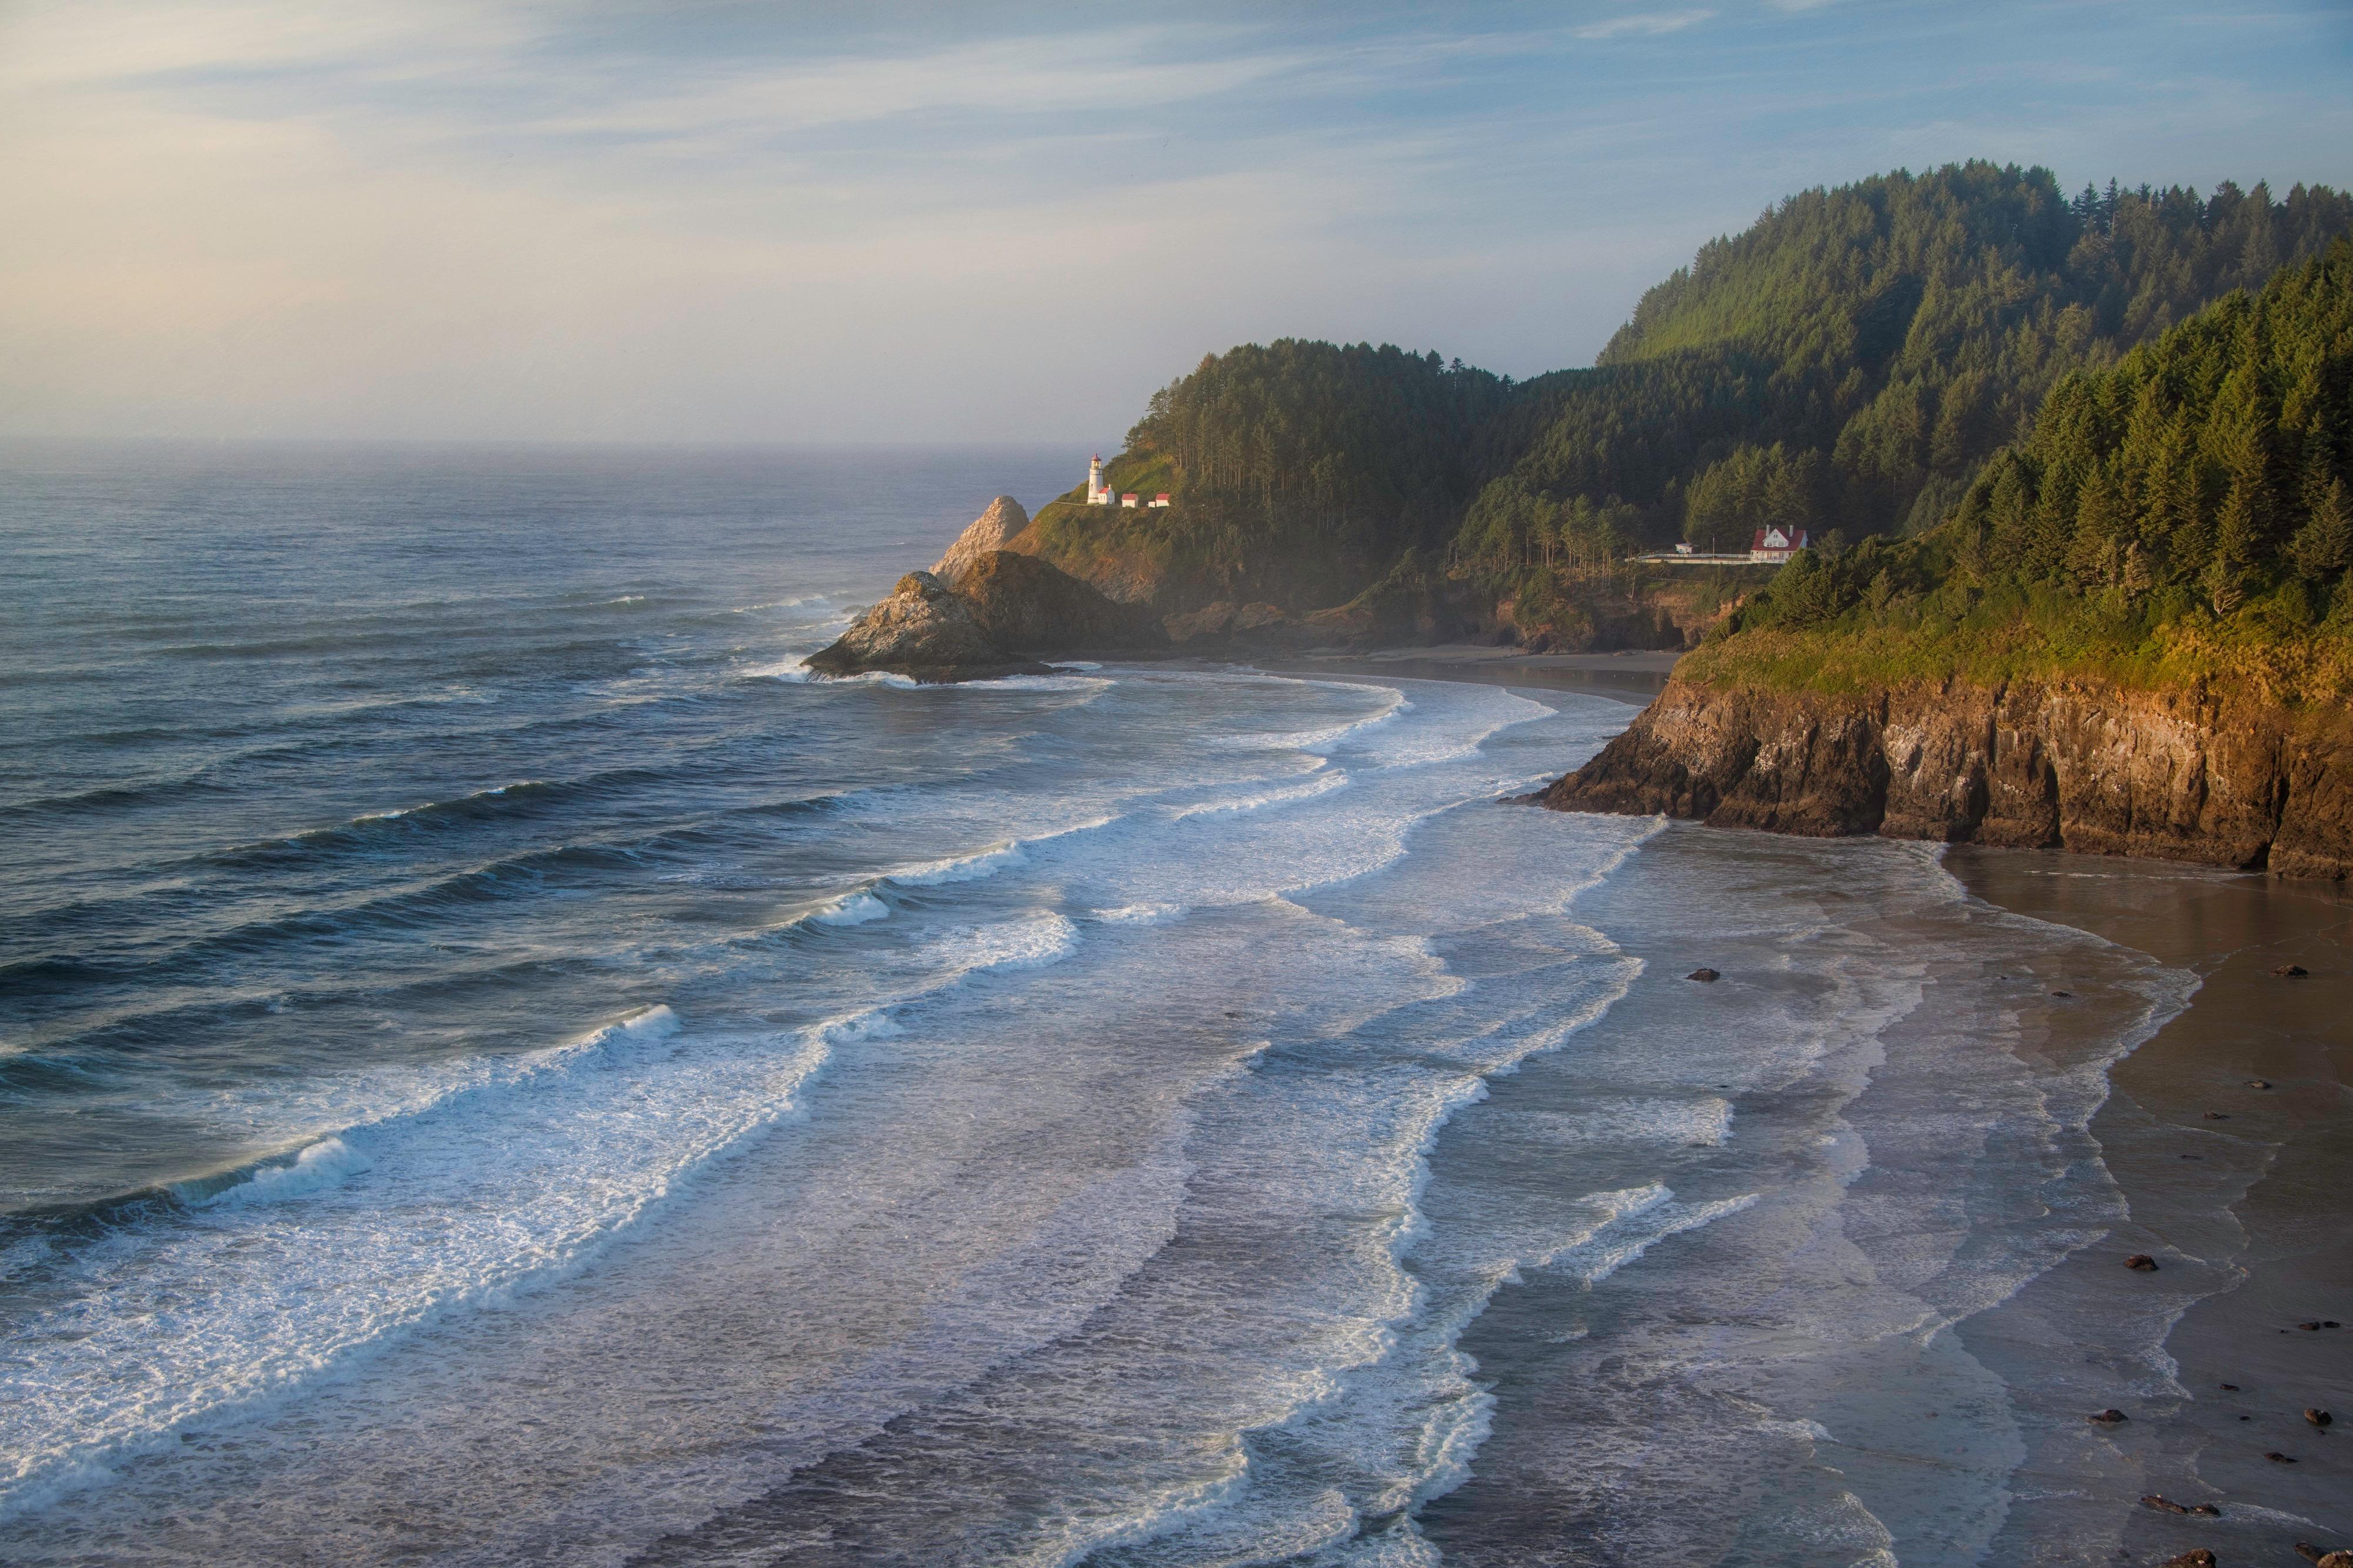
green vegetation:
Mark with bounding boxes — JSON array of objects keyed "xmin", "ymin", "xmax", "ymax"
[
  {"xmin": 1691, "ymin": 239, "xmax": 2353, "ymax": 705},
  {"xmin": 1478, "ymin": 162, "xmax": 2353, "ymax": 561},
  {"xmin": 1031, "ymin": 162, "xmax": 2351, "ymax": 643},
  {"xmin": 1033, "ymin": 341, "xmax": 1517, "ymax": 606}
]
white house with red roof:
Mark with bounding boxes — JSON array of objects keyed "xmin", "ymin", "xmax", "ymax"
[{"xmin": 1750, "ymin": 526, "xmax": 1807, "ymax": 563}]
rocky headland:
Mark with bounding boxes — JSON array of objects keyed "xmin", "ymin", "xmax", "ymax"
[
  {"xmin": 1541, "ymin": 673, "xmax": 2353, "ymax": 879},
  {"xmin": 806, "ymin": 498, "xmax": 1166, "ymax": 682}
]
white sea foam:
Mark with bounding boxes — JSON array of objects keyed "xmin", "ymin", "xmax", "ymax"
[
  {"xmin": 1539, "ymin": 1186, "xmax": 1761, "ymax": 1285},
  {"xmin": 809, "ymin": 890, "xmax": 890, "ymax": 925},
  {"xmin": 1094, "ymin": 902, "xmax": 1182, "ymax": 924},
  {"xmin": 887, "ymin": 840, "xmax": 1025, "ymax": 886},
  {"xmin": 743, "ymin": 654, "xmax": 916, "ymax": 688},
  {"xmin": 349, "ymin": 779, "xmax": 546, "ymax": 824},
  {"xmin": 185, "ymin": 1137, "xmax": 373, "ymax": 1209},
  {"xmin": 1217, "ymin": 686, "xmax": 1409, "ymax": 752},
  {"xmin": 984, "ymin": 673, "xmax": 1116, "ymax": 694},
  {"xmin": 733, "ymin": 593, "xmax": 831, "ymax": 613},
  {"xmin": 1169, "ymin": 769, "xmax": 1349, "ymax": 820}
]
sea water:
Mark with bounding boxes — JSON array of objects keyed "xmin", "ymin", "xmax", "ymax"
[{"xmin": 0, "ymin": 443, "xmax": 2198, "ymax": 1564}]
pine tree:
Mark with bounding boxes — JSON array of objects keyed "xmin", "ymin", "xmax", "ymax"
[
  {"xmin": 2205, "ymin": 478, "xmax": 2259, "ymax": 613},
  {"xmin": 2289, "ymin": 478, "xmax": 2353, "ymax": 581}
]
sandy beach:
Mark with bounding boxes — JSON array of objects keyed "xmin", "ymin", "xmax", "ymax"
[{"xmin": 1308, "ymin": 656, "xmax": 2353, "ymax": 1559}]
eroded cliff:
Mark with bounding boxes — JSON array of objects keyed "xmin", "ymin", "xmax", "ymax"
[{"xmin": 1542, "ymin": 675, "xmax": 2353, "ymax": 879}]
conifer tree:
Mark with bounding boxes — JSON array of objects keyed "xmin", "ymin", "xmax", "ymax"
[{"xmin": 2291, "ymin": 478, "xmax": 2353, "ymax": 581}]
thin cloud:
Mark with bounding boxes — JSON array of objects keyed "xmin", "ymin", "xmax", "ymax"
[
  {"xmin": 1, "ymin": 1, "xmax": 2347, "ymax": 442},
  {"xmin": 1574, "ymin": 9, "xmax": 1718, "ymax": 40}
]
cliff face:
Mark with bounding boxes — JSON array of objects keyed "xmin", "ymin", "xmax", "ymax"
[{"xmin": 1543, "ymin": 675, "xmax": 2353, "ymax": 879}]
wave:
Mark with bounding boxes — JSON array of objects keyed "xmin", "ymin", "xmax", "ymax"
[
  {"xmin": 0, "ymin": 769, "xmax": 235, "ymax": 823},
  {"xmin": 1168, "ymin": 769, "xmax": 1348, "ymax": 820},
  {"xmin": 808, "ymin": 891, "xmax": 889, "ymax": 926},
  {"xmin": 743, "ymin": 654, "xmax": 816, "ymax": 682},
  {"xmin": 731, "ymin": 593, "xmax": 832, "ymax": 614},
  {"xmin": 0, "ymin": 892, "xmax": 1092, "ymax": 1517},
  {"xmin": 752, "ymin": 658, "xmax": 920, "ymax": 690},
  {"xmin": 0, "ymin": 664, "xmax": 1629, "ymax": 1544},
  {"xmin": 179, "ymin": 1136, "xmax": 375, "ymax": 1210},
  {"xmin": 1093, "ymin": 902, "xmax": 1183, "ymax": 925},
  {"xmin": 354, "ymin": 779, "xmax": 551, "ymax": 824},
  {"xmin": 886, "ymin": 840, "xmax": 1027, "ymax": 886},
  {"xmin": 1535, "ymin": 1184, "xmax": 1761, "ymax": 1285},
  {"xmin": 1215, "ymin": 685, "xmax": 1409, "ymax": 753},
  {"xmin": 984, "ymin": 673, "xmax": 1115, "ymax": 694}
]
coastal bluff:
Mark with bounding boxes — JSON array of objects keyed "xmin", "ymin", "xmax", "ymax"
[{"xmin": 1541, "ymin": 675, "xmax": 2353, "ymax": 879}]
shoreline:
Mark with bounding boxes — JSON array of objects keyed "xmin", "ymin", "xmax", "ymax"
[
  {"xmin": 1261, "ymin": 643, "xmax": 1681, "ymax": 707},
  {"xmin": 1307, "ymin": 653, "xmax": 2352, "ymax": 1556},
  {"xmin": 1945, "ymin": 848, "xmax": 2351, "ymax": 1559}
]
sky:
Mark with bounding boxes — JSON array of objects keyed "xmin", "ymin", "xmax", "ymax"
[{"xmin": 2, "ymin": 0, "xmax": 2349, "ymax": 445}]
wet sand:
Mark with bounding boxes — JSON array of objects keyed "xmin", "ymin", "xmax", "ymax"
[{"xmin": 1947, "ymin": 849, "xmax": 2353, "ymax": 1562}]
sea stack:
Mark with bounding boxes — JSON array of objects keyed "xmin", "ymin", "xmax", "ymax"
[{"xmin": 933, "ymin": 496, "xmax": 1032, "ymax": 580}]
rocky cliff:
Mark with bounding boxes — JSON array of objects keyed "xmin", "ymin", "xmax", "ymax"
[
  {"xmin": 805, "ymin": 551, "xmax": 1166, "ymax": 683},
  {"xmin": 1542, "ymin": 675, "xmax": 2353, "ymax": 880},
  {"xmin": 805, "ymin": 570, "xmax": 1054, "ymax": 683}
]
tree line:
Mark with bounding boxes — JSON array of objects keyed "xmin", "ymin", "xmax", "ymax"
[
  {"xmin": 1729, "ymin": 237, "xmax": 2353, "ymax": 659},
  {"xmin": 1102, "ymin": 163, "xmax": 2352, "ymax": 607}
]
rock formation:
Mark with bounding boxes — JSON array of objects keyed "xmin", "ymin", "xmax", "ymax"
[
  {"xmin": 946, "ymin": 551, "xmax": 1165, "ymax": 657},
  {"xmin": 805, "ymin": 571, "xmax": 1052, "ymax": 683},
  {"xmin": 805, "ymin": 552, "xmax": 1165, "ymax": 683},
  {"xmin": 932, "ymin": 496, "xmax": 1031, "ymax": 580},
  {"xmin": 1540, "ymin": 674, "xmax": 2353, "ymax": 879}
]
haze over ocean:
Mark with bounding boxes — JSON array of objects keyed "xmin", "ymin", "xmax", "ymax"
[{"xmin": 1, "ymin": 444, "xmax": 2212, "ymax": 1562}]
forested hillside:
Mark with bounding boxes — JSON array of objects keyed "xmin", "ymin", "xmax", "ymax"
[
  {"xmin": 1026, "ymin": 341, "xmax": 1517, "ymax": 608},
  {"xmin": 1025, "ymin": 162, "xmax": 2352, "ymax": 640},
  {"xmin": 1698, "ymin": 237, "xmax": 2353, "ymax": 702},
  {"xmin": 1462, "ymin": 163, "xmax": 2353, "ymax": 571}
]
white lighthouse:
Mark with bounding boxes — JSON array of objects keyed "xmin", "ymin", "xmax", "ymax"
[{"xmin": 1086, "ymin": 453, "xmax": 1108, "ymax": 506}]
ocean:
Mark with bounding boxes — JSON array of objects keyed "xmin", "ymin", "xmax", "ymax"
[{"xmin": 0, "ymin": 443, "xmax": 2205, "ymax": 1564}]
